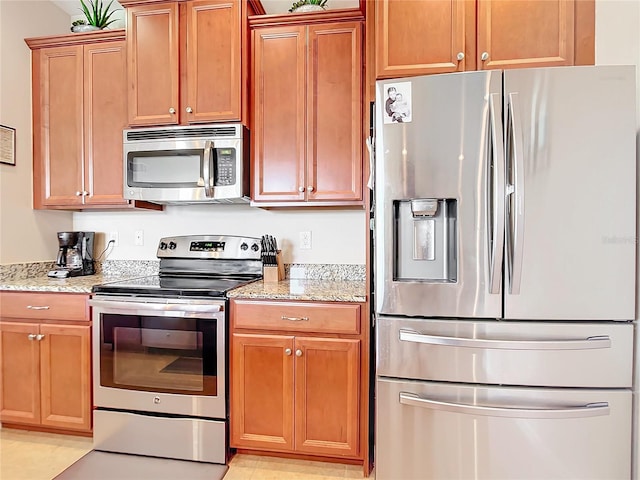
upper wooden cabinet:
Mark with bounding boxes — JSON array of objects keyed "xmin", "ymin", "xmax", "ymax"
[
  {"xmin": 26, "ymin": 30, "xmax": 158, "ymax": 210},
  {"xmin": 123, "ymin": 0, "xmax": 245, "ymax": 126},
  {"xmin": 250, "ymin": 13, "xmax": 364, "ymax": 207},
  {"xmin": 375, "ymin": 0, "xmax": 595, "ymax": 78}
]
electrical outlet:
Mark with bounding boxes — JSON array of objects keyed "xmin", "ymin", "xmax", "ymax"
[
  {"xmin": 134, "ymin": 230, "xmax": 144, "ymax": 246},
  {"xmin": 300, "ymin": 231, "xmax": 312, "ymax": 250},
  {"xmin": 107, "ymin": 231, "xmax": 119, "ymax": 246}
]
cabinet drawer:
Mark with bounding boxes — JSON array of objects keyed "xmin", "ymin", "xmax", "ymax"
[
  {"xmin": 233, "ymin": 300, "xmax": 360, "ymax": 335},
  {"xmin": 0, "ymin": 292, "xmax": 89, "ymax": 322}
]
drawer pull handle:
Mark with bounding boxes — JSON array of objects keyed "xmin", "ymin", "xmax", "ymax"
[
  {"xmin": 28, "ymin": 334, "xmax": 37, "ymax": 341},
  {"xmin": 27, "ymin": 305, "xmax": 50, "ymax": 310},
  {"xmin": 281, "ymin": 316, "xmax": 309, "ymax": 322}
]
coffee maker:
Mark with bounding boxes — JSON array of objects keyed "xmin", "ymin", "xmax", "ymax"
[{"xmin": 48, "ymin": 232, "xmax": 96, "ymax": 278}]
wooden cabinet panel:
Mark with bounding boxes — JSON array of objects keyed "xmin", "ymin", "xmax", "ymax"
[
  {"xmin": 0, "ymin": 322, "xmax": 41, "ymax": 425},
  {"xmin": 83, "ymin": 41, "xmax": 129, "ymax": 205},
  {"xmin": 186, "ymin": 0, "xmax": 241, "ymax": 123},
  {"xmin": 294, "ymin": 337, "xmax": 360, "ymax": 457},
  {"xmin": 230, "ymin": 299, "xmax": 367, "ymax": 465},
  {"xmin": 251, "ymin": 26, "xmax": 306, "ymax": 201},
  {"xmin": 39, "ymin": 324, "xmax": 91, "ymax": 432},
  {"xmin": 251, "ymin": 19, "xmax": 364, "ymax": 206},
  {"xmin": 125, "ymin": 0, "xmax": 244, "ymax": 126},
  {"xmin": 127, "ymin": 2, "xmax": 179, "ymax": 125},
  {"xmin": 233, "ymin": 300, "xmax": 360, "ymax": 334},
  {"xmin": 376, "ymin": 0, "xmax": 466, "ymax": 78},
  {"xmin": 231, "ymin": 333, "xmax": 295, "ymax": 451},
  {"xmin": 39, "ymin": 46, "xmax": 84, "ymax": 207},
  {"xmin": 0, "ymin": 292, "xmax": 91, "ymax": 433},
  {"xmin": 0, "ymin": 292, "xmax": 89, "ymax": 321},
  {"xmin": 375, "ymin": 0, "xmax": 592, "ymax": 78},
  {"xmin": 477, "ymin": 0, "xmax": 575, "ymax": 69},
  {"xmin": 307, "ymin": 22, "xmax": 362, "ymax": 201}
]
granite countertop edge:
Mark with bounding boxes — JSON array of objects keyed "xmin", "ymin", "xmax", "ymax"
[{"xmin": 0, "ymin": 275, "xmax": 367, "ymax": 303}]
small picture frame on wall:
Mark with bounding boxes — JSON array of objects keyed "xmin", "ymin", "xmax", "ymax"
[{"xmin": 0, "ymin": 125, "xmax": 16, "ymax": 166}]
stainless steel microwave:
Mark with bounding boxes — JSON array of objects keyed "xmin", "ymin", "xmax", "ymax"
[{"xmin": 123, "ymin": 124, "xmax": 249, "ymax": 204}]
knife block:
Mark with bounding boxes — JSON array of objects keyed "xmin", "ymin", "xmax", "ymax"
[{"xmin": 263, "ymin": 251, "xmax": 284, "ymax": 283}]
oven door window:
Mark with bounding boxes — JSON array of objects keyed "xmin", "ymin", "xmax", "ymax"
[{"xmin": 100, "ymin": 314, "xmax": 217, "ymax": 396}]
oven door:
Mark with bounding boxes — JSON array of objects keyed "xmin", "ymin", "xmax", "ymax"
[{"xmin": 89, "ymin": 296, "xmax": 226, "ymax": 419}]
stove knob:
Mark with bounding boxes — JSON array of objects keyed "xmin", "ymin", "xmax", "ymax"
[
  {"xmin": 168, "ymin": 241, "xmax": 177, "ymax": 250},
  {"xmin": 240, "ymin": 242, "xmax": 248, "ymax": 251},
  {"xmin": 251, "ymin": 243, "xmax": 259, "ymax": 252},
  {"xmin": 159, "ymin": 242, "xmax": 168, "ymax": 250}
]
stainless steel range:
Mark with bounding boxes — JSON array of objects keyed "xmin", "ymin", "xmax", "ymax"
[{"xmin": 89, "ymin": 235, "xmax": 262, "ymax": 464}]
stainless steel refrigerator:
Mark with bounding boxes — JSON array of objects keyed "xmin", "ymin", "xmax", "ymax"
[{"xmin": 374, "ymin": 65, "xmax": 636, "ymax": 479}]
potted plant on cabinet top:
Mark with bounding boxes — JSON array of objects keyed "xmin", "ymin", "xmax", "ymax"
[
  {"xmin": 289, "ymin": 0, "xmax": 328, "ymax": 13},
  {"xmin": 71, "ymin": 0, "xmax": 119, "ymax": 32}
]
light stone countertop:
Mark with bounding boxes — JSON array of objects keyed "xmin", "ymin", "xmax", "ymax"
[
  {"xmin": 227, "ymin": 279, "xmax": 367, "ymax": 303},
  {"xmin": 0, "ymin": 273, "xmax": 148, "ymax": 294},
  {"xmin": 0, "ymin": 264, "xmax": 367, "ymax": 302}
]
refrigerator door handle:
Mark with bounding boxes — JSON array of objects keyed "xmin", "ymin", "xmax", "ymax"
[
  {"xmin": 506, "ymin": 92, "xmax": 525, "ymax": 294},
  {"xmin": 399, "ymin": 393, "xmax": 610, "ymax": 419},
  {"xmin": 399, "ymin": 329, "xmax": 612, "ymax": 350},
  {"xmin": 488, "ymin": 93, "xmax": 505, "ymax": 294}
]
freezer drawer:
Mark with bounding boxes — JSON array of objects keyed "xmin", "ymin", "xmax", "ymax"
[
  {"xmin": 376, "ymin": 378, "xmax": 632, "ymax": 480},
  {"xmin": 377, "ymin": 316, "xmax": 633, "ymax": 388}
]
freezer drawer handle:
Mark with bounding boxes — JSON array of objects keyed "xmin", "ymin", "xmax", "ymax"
[
  {"xmin": 399, "ymin": 329, "xmax": 611, "ymax": 350},
  {"xmin": 399, "ymin": 393, "xmax": 610, "ymax": 419}
]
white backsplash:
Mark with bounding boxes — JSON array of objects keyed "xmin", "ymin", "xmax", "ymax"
[{"xmin": 73, "ymin": 204, "xmax": 367, "ymax": 265}]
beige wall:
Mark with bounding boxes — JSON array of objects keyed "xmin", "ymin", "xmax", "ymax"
[{"xmin": 0, "ymin": 1, "xmax": 72, "ymax": 264}]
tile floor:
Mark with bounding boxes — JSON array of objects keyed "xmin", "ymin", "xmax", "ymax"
[{"xmin": 0, "ymin": 428, "xmax": 371, "ymax": 480}]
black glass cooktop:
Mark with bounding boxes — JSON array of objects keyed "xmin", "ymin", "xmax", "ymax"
[{"xmin": 92, "ymin": 274, "xmax": 260, "ymax": 298}]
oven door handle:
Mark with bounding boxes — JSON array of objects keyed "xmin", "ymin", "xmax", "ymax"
[{"xmin": 89, "ymin": 299, "xmax": 223, "ymax": 317}]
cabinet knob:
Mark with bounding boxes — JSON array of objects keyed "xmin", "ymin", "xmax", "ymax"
[
  {"xmin": 481, "ymin": 52, "xmax": 489, "ymax": 61},
  {"xmin": 36, "ymin": 334, "xmax": 45, "ymax": 341},
  {"xmin": 28, "ymin": 334, "xmax": 37, "ymax": 341},
  {"xmin": 307, "ymin": 186, "xmax": 314, "ymax": 192},
  {"xmin": 298, "ymin": 186, "xmax": 305, "ymax": 192},
  {"xmin": 169, "ymin": 107, "xmax": 176, "ymax": 114},
  {"xmin": 456, "ymin": 52, "xmax": 465, "ymax": 61},
  {"xmin": 186, "ymin": 107, "xmax": 193, "ymax": 113},
  {"xmin": 76, "ymin": 191, "xmax": 82, "ymax": 196},
  {"xmin": 295, "ymin": 349, "xmax": 303, "ymax": 357},
  {"xmin": 285, "ymin": 348, "xmax": 292, "ymax": 356},
  {"xmin": 83, "ymin": 191, "xmax": 89, "ymax": 196}
]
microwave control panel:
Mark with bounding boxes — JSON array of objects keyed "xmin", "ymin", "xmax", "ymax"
[{"xmin": 214, "ymin": 149, "xmax": 236, "ymax": 186}]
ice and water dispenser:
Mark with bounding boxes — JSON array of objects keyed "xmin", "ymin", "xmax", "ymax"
[{"xmin": 394, "ymin": 198, "xmax": 457, "ymax": 282}]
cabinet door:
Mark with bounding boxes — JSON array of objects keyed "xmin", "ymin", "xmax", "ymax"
[
  {"xmin": 37, "ymin": 46, "xmax": 84, "ymax": 207},
  {"xmin": 307, "ymin": 22, "xmax": 363, "ymax": 202},
  {"xmin": 231, "ymin": 333, "xmax": 295, "ymax": 451},
  {"xmin": 127, "ymin": 2, "xmax": 179, "ymax": 126},
  {"xmin": 39, "ymin": 324, "xmax": 91, "ymax": 432},
  {"xmin": 185, "ymin": 0, "xmax": 241, "ymax": 123},
  {"xmin": 83, "ymin": 41, "xmax": 129, "ymax": 206},
  {"xmin": 0, "ymin": 322, "xmax": 41, "ymax": 425},
  {"xmin": 294, "ymin": 337, "xmax": 360, "ymax": 457},
  {"xmin": 376, "ymin": 0, "xmax": 466, "ymax": 78},
  {"xmin": 251, "ymin": 26, "xmax": 306, "ymax": 202},
  {"xmin": 477, "ymin": 0, "xmax": 575, "ymax": 69}
]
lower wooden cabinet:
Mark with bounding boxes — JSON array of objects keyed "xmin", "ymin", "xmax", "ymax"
[
  {"xmin": 0, "ymin": 292, "xmax": 91, "ymax": 433},
  {"xmin": 230, "ymin": 299, "xmax": 368, "ymax": 465}
]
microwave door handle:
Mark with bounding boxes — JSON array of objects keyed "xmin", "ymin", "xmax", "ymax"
[{"xmin": 203, "ymin": 140, "xmax": 214, "ymax": 197}]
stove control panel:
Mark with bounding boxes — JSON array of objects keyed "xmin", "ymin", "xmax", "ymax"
[{"xmin": 156, "ymin": 235, "xmax": 262, "ymax": 260}]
